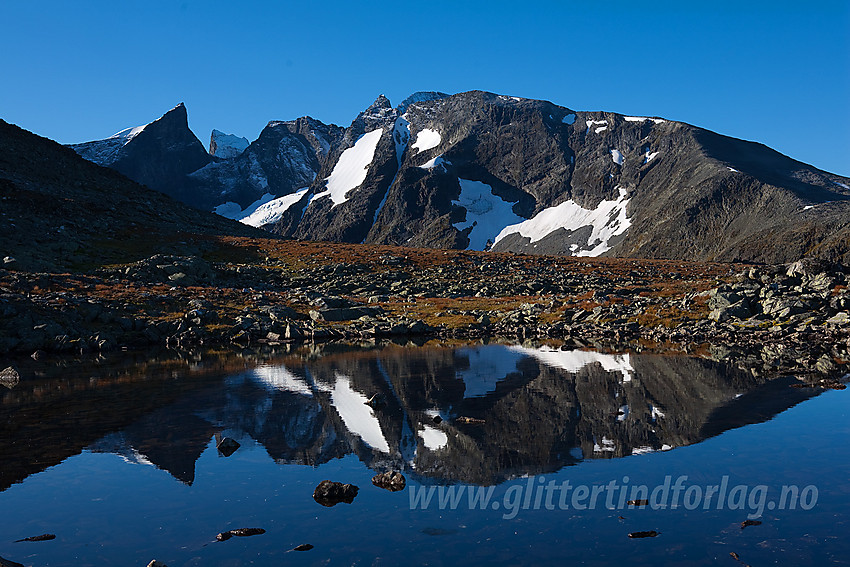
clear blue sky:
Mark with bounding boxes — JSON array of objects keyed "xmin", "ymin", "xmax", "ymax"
[{"xmin": 2, "ymin": 1, "xmax": 848, "ymax": 175}]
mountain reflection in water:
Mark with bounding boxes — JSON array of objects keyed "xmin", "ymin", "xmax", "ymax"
[{"xmin": 0, "ymin": 343, "xmax": 821, "ymax": 490}]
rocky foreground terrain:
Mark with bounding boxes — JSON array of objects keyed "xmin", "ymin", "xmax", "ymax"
[{"xmin": 1, "ymin": 236, "xmax": 849, "ymax": 386}]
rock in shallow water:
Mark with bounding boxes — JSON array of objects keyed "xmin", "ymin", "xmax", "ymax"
[
  {"xmin": 628, "ymin": 530, "xmax": 659, "ymax": 538},
  {"xmin": 216, "ymin": 527, "xmax": 265, "ymax": 541},
  {"xmin": 313, "ymin": 480, "xmax": 359, "ymax": 506},
  {"xmin": 372, "ymin": 471, "xmax": 406, "ymax": 492},
  {"xmin": 0, "ymin": 366, "xmax": 19, "ymax": 389},
  {"xmin": 14, "ymin": 533, "xmax": 55, "ymax": 542}
]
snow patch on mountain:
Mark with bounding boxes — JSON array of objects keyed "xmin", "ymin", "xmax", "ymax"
[
  {"xmin": 624, "ymin": 116, "xmax": 666, "ymax": 124},
  {"xmin": 418, "ymin": 425, "xmax": 448, "ymax": 451},
  {"xmin": 453, "ymin": 179, "xmax": 524, "ymax": 251},
  {"xmin": 644, "ymin": 147, "xmax": 659, "ymax": 164},
  {"xmin": 412, "ymin": 128, "xmax": 441, "ymax": 154},
  {"xmin": 214, "ymin": 193, "xmax": 275, "ymax": 219},
  {"xmin": 586, "ymin": 120, "xmax": 608, "ymax": 135},
  {"xmin": 508, "ymin": 345, "xmax": 634, "ymax": 382},
  {"xmin": 314, "ymin": 128, "xmax": 383, "ymax": 207},
  {"xmin": 610, "ymin": 149, "xmax": 624, "ymax": 166},
  {"xmin": 71, "ymin": 123, "xmax": 147, "ymax": 165},
  {"xmin": 456, "ymin": 345, "xmax": 524, "ymax": 398},
  {"xmin": 420, "ymin": 155, "xmax": 451, "ymax": 170},
  {"xmin": 494, "ymin": 186, "xmax": 631, "ymax": 257},
  {"xmin": 209, "ymin": 129, "xmax": 249, "ymax": 159},
  {"xmin": 250, "ymin": 364, "xmax": 313, "ymax": 396},
  {"xmin": 330, "ymin": 373, "xmax": 390, "ymax": 453},
  {"xmin": 240, "ymin": 188, "xmax": 309, "ymax": 227}
]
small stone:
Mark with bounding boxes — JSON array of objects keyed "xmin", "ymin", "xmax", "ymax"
[
  {"xmin": 216, "ymin": 528, "xmax": 265, "ymax": 541},
  {"xmin": 0, "ymin": 366, "xmax": 20, "ymax": 389},
  {"xmin": 627, "ymin": 530, "xmax": 659, "ymax": 538},
  {"xmin": 293, "ymin": 544, "xmax": 314, "ymax": 551},
  {"xmin": 31, "ymin": 350, "xmax": 46, "ymax": 361},
  {"xmin": 14, "ymin": 534, "xmax": 55, "ymax": 542},
  {"xmin": 228, "ymin": 528, "xmax": 265, "ymax": 537},
  {"xmin": 147, "ymin": 561, "xmax": 169, "ymax": 567},
  {"xmin": 372, "ymin": 471, "xmax": 406, "ymax": 492}
]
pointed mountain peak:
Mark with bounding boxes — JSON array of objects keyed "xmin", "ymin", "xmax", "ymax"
[
  {"xmin": 368, "ymin": 94, "xmax": 392, "ymax": 111},
  {"xmin": 353, "ymin": 94, "xmax": 395, "ymax": 127},
  {"xmin": 155, "ymin": 102, "xmax": 189, "ymax": 126}
]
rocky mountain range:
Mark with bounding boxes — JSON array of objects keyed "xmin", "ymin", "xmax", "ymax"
[{"xmin": 69, "ymin": 91, "xmax": 850, "ymax": 263}]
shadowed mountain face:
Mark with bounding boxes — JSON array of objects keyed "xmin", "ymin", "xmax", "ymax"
[
  {"xmin": 0, "ymin": 118, "xmax": 260, "ymax": 271},
  {"xmin": 66, "ymin": 92, "xmax": 850, "ymax": 263},
  {"xmin": 70, "ymin": 104, "xmax": 214, "ymax": 202},
  {"xmin": 0, "ymin": 344, "xmax": 821, "ymax": 489}
]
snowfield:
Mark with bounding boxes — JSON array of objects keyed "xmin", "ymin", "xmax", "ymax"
[
  {"xmin": 214, "ymin": 187, "xmax": 309, "ymax": 227},
  {"xmin": 329, "ymin": 373, "xmax": 390, "ymax": 453},
  {"xmin": 610, "ymin": 149, "xmax": 624, "ymax": 165},
  {"xmin": 314, "ymin": 129, "xmax": 384, "ymax": 207},
  {"xmin": 411, "ymin": 128, "xmax": 441, "ymax": 153},
  {"xmin": 507, "ymin": 345, "xmax": 634, "ymax": 382},
  {"xmin": 452, "ymin": 179, "xmax": 524, "ymax": 251},
  {"xmin": 494, "ymin": 186, "xmax": 631, "ymax": 256}
]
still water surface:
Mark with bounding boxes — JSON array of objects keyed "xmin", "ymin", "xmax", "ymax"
[{"xmin": 0, "ymin": 342, "xmax": 847, "ymax": 566}]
